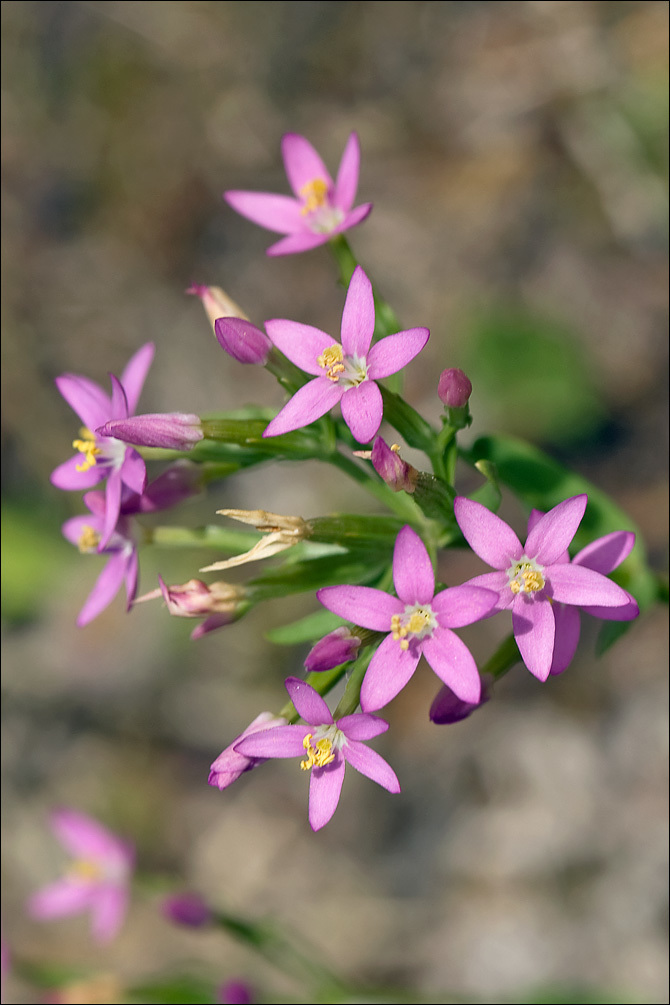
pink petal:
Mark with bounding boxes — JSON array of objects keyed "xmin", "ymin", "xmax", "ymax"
[
  {"xmin": 317, "ymin": 584, "xmax": 402, "ymax": 631},
  {"xmin": 421, "ymin": 628, "xmax": 481, "ymax": 703},
  {"xmin": 454, "ymin": 497, "xmax": 524, "ymax": 570},
  {"xmin": 340, "ymin": 266, "xmax": 375, "ymax": 357},
  {"xmin": 51, "ymin": 455, "xmax": 106, "ymax": 491},
  {"xmin": 123, "ymin": 547, "xmax": 139, "ymax": 609},
  {"xmin": 573, "ymin": 531, "xmax": 635, "ymax": 575},
  {"xmin": 62, "ymin": 513, "xmax": 101, "ymax": 548},
  {"xmin": 120, "ymin": 342, "xmax": 155, "ymax": 414},
  {"xmin": 224, "ymin": 191, "xmax": 304, "ymax": 234},
  {"xmin": 264, "ymin": 319, "xmax": 335, "ymax": 374},
  {"xmin": 266, "ymin": 231, "xmax": 329, "ymax": 256},
  {"xmin": 392, "ymin": 525, "xmax": 434, "ymax": 605},
  {"xmin": 308, "ymin": 757, "xmax": 345, "ymax": 831},
  {"xmin": 99, "ymin": 467, "xmax": 123, "ymax": 549},
  {"xmin": 512, "ymin": 595, "xmax": 555, "ymax": 681},
  {"xmin": 526, "ymin": 508, "xmax": 544, "ymax": 534},
  {"xmin": 28, "ymin": 878, "xmax": 93, "ymax": 920},
  {"xmin": 458, "ymin": 571, "xmax": 513, "ymax": 612},
  {"xmin": 333, "ymin": 132, "xmax": 360, "ymax": 210},
  {"xmin": 359, "ymin": 634, "xmax": 420, "ymax": 712},
  {"xmin": 548, "ymin": 563, "xmax": 632, "ymax": 607},
  {"xmin": 50, "ymin": 809, "xmax": 125, "ymax": 862},
  {"xmin": 432, "ymin": 585, "xmax": 498, "ymax": 628},
  {"xmin": 191, "ymin": 614, "xmax": 233, "ymax": 639},
  {"xmin": 263, "ymin": 378, "xmax": 343, "ymax": 437},
  {"xmin": 340, "ymin": 381, "xmax": 383, "ymax": 443},
  {"xmin": 524, "ymin": 495, "xmax": 587, "ymax": 565},
  {"xmin": 76, "ymin": 552, "xmax": 128, "ymax": 627},
  {"xmin": 109, "ymin": 374, "xmax": 129, "ymax": 420},
  {"xmin": 90, "ymin": 885, "xmax": 128, "ymax": 942},
  {"xmin": 235, "ymin": 724, "xmax": 309, "ymax": 759},
  {"xmin": 284, "ymin": 677, "xmax": 333, "ymax": 726},
  {"xmin": 120, "ymin": 449, "xmax": 147, "ymax": 495},
  {"xmin": 549, "ymin": 603, "xmax": 581, "ymax": 676},
  {"xmin": 367, "ymin": 328, "xmax": 430, "ymax": 380},
  {"xmin": 334, "ymin": 202, "xmax": 373, "ymax": 233},
  {"xmin": 343, "ymin": 741, "xmax": 400, "ymax": 793},
  {"xmin": 582, "ymin": 596, "xmax": 639, "ymax": 621},
  {"xmin": 55, "ymin": 374, "xmax": 111, "ymax": 431},
  {"xmin": 281, "ymin": 133, "xmax": 333, "ymax": 197},
  {"xmin": 336, "ymin": 713, "xmax": 389, "ymax": 741}
]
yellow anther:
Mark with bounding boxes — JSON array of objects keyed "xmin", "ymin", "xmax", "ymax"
[
  {"xmin": 510, "ymin": 562, "xmax": 545, "ymax": 594},
  {"xmin": 407, "ymin": 610, "xmax": 431, "ymax": 634},
  {"xmin": 300, "ymin": 733, "xmax": 335, "ymax": 771},
  {"xmin": 68, "ymin": 858, "xmax": 103, "ymax": 883},
  {"xmin": 316, "ymin": 344, "xmax": 345, "ymax": 381},
  {"xmin": 78, "ymin": 525, "xmax": 101, "ymax": 554},
  {"xmin": 299, "ymin": 177, "xmax": 329, "ymax": 215},
  {"xmin": 72, "ymin": 427, "xmax": 101, "ymax": 472},
  {"xmin": 390, "ymin": 443, "xmax": 401, "ymax": 453}
]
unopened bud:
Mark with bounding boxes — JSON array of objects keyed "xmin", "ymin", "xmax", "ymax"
[
  {"xmin": 437, "ymin": 368, "xmax": 472, "ymax": 409},
  {"xmin": 371, "ymin": 437, "xmax": 418, "ymax": 493},
  {"xmin": 304, "ymin": 627, "xmax": 361, "ymax": 672},
  {"xmin": 162, "ymin": 892, "xmax": 213, "ymax": 928},
  {"xmin": 214, "ymin": 317, "xmax": 272, "ymax": 365},
  {"xmin": 219, "ymin": 980, "xmax": 254, "ymax": 1004},
  {"xmin": 209, "ymin": 712, "xmax": 287, "ymax": 791},
  {"xmin": 98, "ymin": 413, "xmax": 203, "ymax": 451},
  {"xmin": 187, "ymin": 284, "xmax": 249, "ymax": 329},
  {"xmin": 429, "ymin": 676, "xmax": 491, "ymax": 724}
]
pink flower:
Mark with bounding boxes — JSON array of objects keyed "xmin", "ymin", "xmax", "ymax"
[
  {"xmin": 454, "ymin": 495, "xmax": 635, "ymax": 681},
  {"xmin": 317, "ymin": 525, "xmax": 498, "ymax": 711},
  {"xmin": 224, "ymin": 132, "xmax": 372, "ymax": 256},
  {"xmin": 208, "ymin": 712, "xmax": 288, "ymax": 791},
  {"xmin": 234, "ymin": 678, "xmax": 400, "ymax": 831},
  {"xmin": 263, "ymin": 266, "xmax": 429, "ymax": 443},
  {"xmin": 526, "ymin": 509, "xmax": 639, "ymax": 675},
  {"xmin": 27, "ymin": 809, "xmax": 134, "ymax": 943},
  {"xmin": 51, "ymin": 343, "xmax": 155, "ymax": 548}
]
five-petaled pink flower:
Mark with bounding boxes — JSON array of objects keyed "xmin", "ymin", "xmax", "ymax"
[
  {"xmin": 317, "ymin": 525, "xmax": 498, "ymax": 711},
  {"xmin": 28, "ymin": 809, "xmax": 134, "ymax": 943},
  {"xmin": 454, "ymin": 495, "xmax": 634, "ymax": 681},
  {"xmin": 224, "ymin": 132, "xmax": 372, "ymax": 256},
  {"xmin": 234, "ymin": 678, "xmax": 400, "ymax": 831},
  {"xmin": 526, "ymin": 509, "xmax": 639, "ymax": 676},
  {"xmin": 51, "ymin": 343, "xmax": 155, "ymax": 548},
  {"xmin": 263, "ymin": 266, "xmax": 429, "ymax": 443}
]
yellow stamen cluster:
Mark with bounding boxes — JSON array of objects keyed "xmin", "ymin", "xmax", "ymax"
[
  {"xmin": 72, "ymin": 428, "xmax": 101, "ymax": 472},
  {"xmin": 299, "ymin": 177, "xmax": 329, "ymax": 215},
  {"xmin": 391, "ymin": 609, "xmax": 432, "ymax": 651},
  {"xmin": 68, "ymin": 858, "xmax": 104, "ymax": 883},
  {"xmin": 300, "ymin": 733, "xmax": 335, "ymax": 771},
  {"xmin": 78, "ymin": 525, "xmax": 101, "ymax": 554},
  {"xmin": 509, "ymin": 563, "xmax": 545, "ymax": 595},
  {"xmin": 316, "ymin": 344, "xmax": 345, "ymax": 381}
]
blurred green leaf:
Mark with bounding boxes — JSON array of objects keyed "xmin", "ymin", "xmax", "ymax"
[
  {"xmin": 266, "ymin": 608, "xmax": 345, "ymax": 645},
  {"xmin": 1, "ymin": 503, "xmax": 73, "ymax": 625}
]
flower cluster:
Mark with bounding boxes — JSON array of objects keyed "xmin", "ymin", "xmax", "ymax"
[{"xmin": 45, "ymin": 129, "xmax": 643, "ymax": 845}]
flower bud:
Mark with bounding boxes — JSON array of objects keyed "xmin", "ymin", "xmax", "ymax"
[
  {"xmin": 135, "ymin": 577, "xmax": 251, "ymax": 639},
  {"xmin": 219, "ymin": 980, "xmax": 254, "ymax": 1005},
  {"xmin": 429, "ymin": 676, "xmax": 491, "ymax": 724},
  {"xmin": 214, "ymin": 317, "xmax": 272, "ymax": 365},
  {"xmin": 371, "ymin": 437, "xmax": 418, "ymax": 493},
  {"xmin": 304, "ymin": 627, "xmax": 361, "ymax": 673},
  {"xmin": 209, "ymin": 712, "xmax": 287, "ymax": 791},
  {"xmin": 437, "ymin": 368, "xmax": 472, "ymax": 409},
  {"xmin": 162, "ymin": 892, "xmax": 213, "ymax": 928},
  {"xmin": 187, "ymin": 284, "xmax": 249, "ymax": 329},
  {"xmin": 98, "ymin": 413, "xmax": 203, "ymax": 451}
]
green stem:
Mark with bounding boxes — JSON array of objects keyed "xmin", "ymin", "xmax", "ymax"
[
  {"xmin": 147, "ymin": 524, "xmax": 261, "ymax": 551},
  {"xmin": 481, "ymin": 633, "xmax": 521, "ymax": 681},
  {"xmin": 333, "ymin": 647, "xmax": 375, "ymax": 718}
]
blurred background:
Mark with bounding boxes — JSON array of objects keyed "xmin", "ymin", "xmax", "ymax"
[{"xmin": 1, "ymin": 2, "xmax": 668, "ymax": 1002}]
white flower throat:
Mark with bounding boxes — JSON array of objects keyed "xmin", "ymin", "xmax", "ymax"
[
  {"xmin": 507, "ymin": 556, "xmax": 546, "ymax": 595},
  {"xmin": 390, "ymin": 603, "xmax": 437, "ymax": 651}
]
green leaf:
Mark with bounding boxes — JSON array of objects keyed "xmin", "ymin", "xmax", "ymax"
[
  {"xmin": 470, "ymin": 459, "xmax": 502, "ymax": 512},
  {"xmin": 250, "ymin": 554, "xmax": 388, "ymax": 599},
  {"xmin": 128, "ymin": 976, "xmax": 215, "ymax": 1004},
  {"xmin": 266, "ymin": 608, "xmax": 346, "ymax": 645}
]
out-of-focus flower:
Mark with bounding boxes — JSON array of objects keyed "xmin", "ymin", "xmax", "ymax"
[
  {"xmin": 235, "ymin": 678, "xmax": 400, "ymax": 831},
  {"xmin": 214, "ymin": 317, "xmax": 273, "ymax": 365},
  {"xmin": 219, "ymin": 980, "xmax": 254, "ymax": 1005},
  {"xmin": 525, "ymin": 510, "xmax": 639, "ymax": 675},
  {"xmin": 51, "ymin": 343, "xmax": 154, "ymax": 547},
  {"xmin": 371, "ymin": 437, "xmax": 418, "ymax": 492},
  {"xmin": 208, "ymin": 712, "xmax": 288, "ymax": 791},
  {"xmin": 162, "ymin": 892, "xmax": 213, "ymax": 928},
  {"xmin": 187, "ymin": 284, "xmax": 250, "ymax": 329},
  {"xmin": 28, "ymin": 810, "xmax": 134, "ymax": 943},
  {"xmin": 224, "ymin": 132, "xmax": 372, "ymax": 256},
  {"xmin": 454, "ymin": 495, "xmax": 634, "ymax": 681},
  {"xmin": 430, "ymin": 675, "xmax": 492, "ymax": 724},
  {"xmin": 304, "ymin": 627, "xmax": 362, "ymax": 673},
  {"xmin": 263, "ymin": 267, "xmax": 429, "ymax": 443},
  {"xmin": 318, "ymin": 525, "xmax": 497, "ymax": 711},
  {"xmin": 437, "ymin": 368, "xmax": 472, "ymax": 409},
  {"xmin": 135, "ymin": 577, "xmax": 251, "ymax": 640},
  {"xmin": 97, "ymin": 412, "xmax": 203, "ymax": 451}
]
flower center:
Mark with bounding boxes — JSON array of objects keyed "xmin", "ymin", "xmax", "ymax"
[
  {"xmin": 299, "ymin": 177, "xmax": 329, "ymax": 215},
  {"xmin": 300, "ymin": 732, "xmax": 335, "ymax": 771},
  {"xmin": 78, "ymin": 525, "xmax": 101, "ymax": 554},
  {"xmin": 72, "ymin": 427, "xmax": 101, "ymax": 472},
  {"xmin": 507, "ymin": 556, "xmax": 546, "ymax": 595},
  {"xmin": 298, "ymin": 178, "xmax": 344, "ymax": 234},
  {"xmin": 390, "ymin": 603, "xmax": 437, "ymax": 651},
  {"xmin": 316, "ymin": 344, "xmax": 369, "ymax": 387},
  {"xmin": 317, "ymin": 344, "xmax": 346, "ymax": 381},
  {"xmin": 68, "ymin": 858, "xmax": 104, "ymax": 883}
]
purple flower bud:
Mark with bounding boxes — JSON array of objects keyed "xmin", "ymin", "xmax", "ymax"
[
  {"xmin": 437, "ymin": 368, "xmax": 472, "ymax": 408},
  {"xmin": 371, "ymin": 437, "xmax": 418, "ymax": 493},
  {"xmin": 219, "ymin": 980, "xmax": 254, "ymax": 1005},
  {"xmin": 209, "ymin": 712, "xmax": 287, "ymax": 791},
  {"xmin": 98, "ymin": 413, "xmax": 203, "ymax": 451},
  {"xmin": 162, "ymin": 892, "xmax": 213, "ymax": 928},
  {"xmin": 214, "ymin": 317, "xmax": 272, "ymax": 365},
  {"xmin": 304, "ymin": 627, "xmax": 361, "ymax": 673},
  {"xmin": 429, "ymin": 677, "xmax": 491, "ymax": 724}
]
